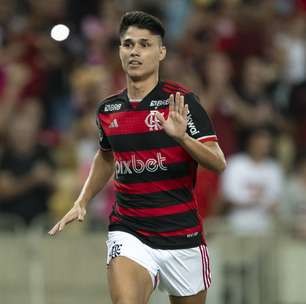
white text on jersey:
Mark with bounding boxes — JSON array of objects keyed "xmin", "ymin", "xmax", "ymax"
[
  {"xmin": 115, "ymin": 153, "xmax": 167, "ymax": 177},
  {"xmin": 105, "ymin": 104, "xmax": 122, "ymax": 112},
  {"xmin": 187, "ymin": 111, "xmax": 200, "ymax": 136}
]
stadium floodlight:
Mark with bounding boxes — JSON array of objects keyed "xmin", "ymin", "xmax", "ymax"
[{"xmin": 50, "ymin": 24, "xmax": 70, "ymax": 41}]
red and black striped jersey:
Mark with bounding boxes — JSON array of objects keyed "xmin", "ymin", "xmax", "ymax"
[{"xmin": 96, "ymin": 80, "xmax": 218, "ymax": 249}]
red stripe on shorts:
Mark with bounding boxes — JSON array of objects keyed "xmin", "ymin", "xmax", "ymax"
[
  {"xmin": 204, "ymin": 245, "xmax": 211, "ymax": 286},
  {"xmin": 199, "ymin": 245, "xmax": 208, "ymax": 289}
]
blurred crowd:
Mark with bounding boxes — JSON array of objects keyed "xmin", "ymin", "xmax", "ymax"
[{"xmin": 0, "ymin": 0, "xmax": 306, "ymax": 238}]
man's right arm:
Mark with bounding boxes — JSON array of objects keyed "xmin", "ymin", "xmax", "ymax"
[
  {"xmin": 77, "ymin": 150, "xmax": 114, "ymax": 208},
  {"xmin": 48, "ymin": 149, "xmax": 114, "ymax": 235}
]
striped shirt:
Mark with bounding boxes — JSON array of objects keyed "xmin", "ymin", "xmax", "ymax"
[{"xmin": 96, "ymin": 80, "xmax": 218, "ymax": 249}]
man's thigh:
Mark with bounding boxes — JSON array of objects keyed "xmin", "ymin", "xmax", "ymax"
[
  {"xmin": 169, "ymin": 289, "xmax": 207, "ymax": 304},
  {"xmin": 108, "ymin": 256, "xmax": 154, "ymax": 304}
]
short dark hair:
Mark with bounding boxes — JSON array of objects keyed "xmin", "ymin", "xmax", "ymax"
[{"xmin": 119, "ymin": 11, "xmax": 165, "ymax": 41}]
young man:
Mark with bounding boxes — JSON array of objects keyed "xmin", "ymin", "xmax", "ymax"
[{"xmin": 49, "ymin": 11, "xmax": 226, "ymax": 304}]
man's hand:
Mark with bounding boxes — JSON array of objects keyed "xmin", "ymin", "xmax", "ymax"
[
  {"xmin": 155, "ymin": 92, "xmax": 189, "ymax": 142},
  {"xmin": 48, "ymin": 201, "xmax": 86, "ymax": 236}
]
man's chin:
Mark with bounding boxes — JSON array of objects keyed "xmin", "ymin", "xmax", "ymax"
[{"xmin": 127, "ymin": 71, "xmax": 153, "ymax": 82}]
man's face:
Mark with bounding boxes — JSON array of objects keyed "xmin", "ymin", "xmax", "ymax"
[{"xmin": 119, "ymin": 26, "xmax": 166, "ymax": 81}]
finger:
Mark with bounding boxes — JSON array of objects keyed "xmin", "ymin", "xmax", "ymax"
[
  {"xmin": 155, "ymin": 111, "xmax": 166, "ymax": 125},
  {"xmin": 179, "ymin": 94, "xmax": 185, "ymax": 115},
  {"xmin": 59, "ymin": 219, "xmax": 67, "ymax": 231},
  {"xmin": 48, "ymin": 222, "xmax": 60, "ymax": 235},
  {"xmin": 175, "ymin": 92, "xmax": 180, "ymax": 112},
  {"xmin": 168, "ymin": 94, "xmax": 174, "ymax": 112},
  {"xmin": 183, "ymin": 104, "xmax": 189, "ymax": 120}
]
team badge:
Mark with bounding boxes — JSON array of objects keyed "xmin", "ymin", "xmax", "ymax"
[{"xmin": 145, "ymin": 111, "xmax": 164, "ymax": 131}]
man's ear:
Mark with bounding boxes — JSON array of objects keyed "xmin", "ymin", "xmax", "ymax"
[
  {"xmin": 159, "ymin": 46, "xmax": 166, "ymax": 62},
  {"xmin": 119, "ymin": 45, "xmax": 123, "ymax": 62}
]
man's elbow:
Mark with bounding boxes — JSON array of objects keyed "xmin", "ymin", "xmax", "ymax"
[{"xmin": 214, "ymin": 157, "xmax": 227, "ymax": 173}]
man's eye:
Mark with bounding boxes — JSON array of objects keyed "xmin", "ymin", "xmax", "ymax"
[{"xmin": 123, "ymin": 43, "xmax": 132, "ymax": 48}]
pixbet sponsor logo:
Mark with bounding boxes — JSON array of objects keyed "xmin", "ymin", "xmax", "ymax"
[
  {"xmin": 187, "ymin": 110, "xmax": 199, "ymax": 136},
  {"xmin": 115, "ymin": 152, "xmax": 167, "ymax": 176}
]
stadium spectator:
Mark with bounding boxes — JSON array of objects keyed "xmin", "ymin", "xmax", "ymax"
[
  {"xmin": 274, "ymin": 13, "xmax": 306, "ymax": 84},
  {"xmin": 0, "ymin": 101, "xmax": 55, "ymax": 226},
  {"xmin": 221, "ymin": 127, "xmax": 283, "ymax": 234}
]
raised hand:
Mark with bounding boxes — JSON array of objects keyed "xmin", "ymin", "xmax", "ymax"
[
  {"xmin": 48, "ymin": 202, "xmax": 86, "ymax": 236},
  {"xmin": 155, "ymin": 92, "xmax": 189, "ymax": 142}
]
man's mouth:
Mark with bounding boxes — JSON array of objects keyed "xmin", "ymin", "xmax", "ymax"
[{"xmin": 129, "ymin": 60, "xmax": 142, "ymax": 66}]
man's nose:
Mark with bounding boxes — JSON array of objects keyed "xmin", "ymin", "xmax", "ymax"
[{"xmin": 131, "ymin": 45, "xmax": 140, "ymax": 56}]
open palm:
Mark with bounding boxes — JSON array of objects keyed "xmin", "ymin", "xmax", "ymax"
[
  {"xmin": 155, "ymin": 92, "xmax": 189, "ymax": 141},
  {"xmin": 48, "ymin": 202, "xmax": 86, "ymax": 235}
]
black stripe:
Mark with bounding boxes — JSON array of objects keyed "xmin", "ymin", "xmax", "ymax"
[
  {"xmin": 109, "ymin": 132, "xmax": 178, "ymax": 152},
  {"xmin": 116, "ymin": 162, "xmax": 190, "ymax": 184},
  {"xmin": 109, "ymin": 224, "xmax": 203, "ymax": 249},
  {"xmin": 115, "ymin": 187, "xmax": 193, "ymax": 208},
  {"xmin": 112, "ymin": 209, "xmax": 199, "ymax": 232},
  {"xmin": 138, "ymin": 233, "xmax": 202, "ymax": 249}
]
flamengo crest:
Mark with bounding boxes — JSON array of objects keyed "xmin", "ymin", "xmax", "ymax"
[{"xmin": 145, "ymin": 111, "xmax": 164, "ymax": 131}]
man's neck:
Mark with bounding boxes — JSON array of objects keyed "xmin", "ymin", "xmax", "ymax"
[{"xmin": 127, "ymin": 74, "xmax": 159, "ymax": 100}]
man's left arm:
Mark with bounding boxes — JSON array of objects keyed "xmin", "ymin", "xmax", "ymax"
[
  {"xmin": 177, "ymin": 136, "xmax": 226, "ymax": 173},
  {"xmin": 156, "ymin": 92, "xmax": 226, "ymax": 173}
]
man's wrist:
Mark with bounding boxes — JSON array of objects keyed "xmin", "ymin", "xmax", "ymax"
[
  {"xmin": 176, "ymin": 132, "xmax": 190, "ymax": 145},
  {"xmin": 74, "ymin": 199, "xmax": 88, "ymax": 209}
]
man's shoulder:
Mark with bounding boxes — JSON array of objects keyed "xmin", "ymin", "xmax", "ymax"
[
  {"xmin": 97, "ymin": 89, "xmax": 126, "ymax": 113},
  {"xmin": 161, "ymin": 80, "xmax": 193, "ymax": 96}
]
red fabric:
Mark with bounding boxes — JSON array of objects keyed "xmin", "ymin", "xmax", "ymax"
[
  {"xmin": 211, "ymin": 110, "xmax": 238, "ymax": 157},
  {"xmin": 129, "ymin": 101, "xmax": 139, "ymax": 109},
  {"xmin": 194, "ymin": 168, "xmax": 220, "ymax": 219},
  {"xmin": 113, "ymin": 176, "xmax": 193, "ymax": 195},
  {"xmin": 99, "ymin": 109, "xmax": 169, "ymax": 136},
  {"xmin": 296, "ymin": 0, "xmax": 306, "ymax": 11}
]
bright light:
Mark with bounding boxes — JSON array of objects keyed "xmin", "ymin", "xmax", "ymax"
[{"xmin": 51, "ymin": 24, "xmax": 70, "ymax": 41}]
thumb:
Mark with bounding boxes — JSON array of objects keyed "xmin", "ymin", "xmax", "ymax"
[
  {"xmin": 155, "ymin": 111, "xmax": 166, "ymax": 125},
  {"xmin": 78, "ymin": 208, "xmax": 86, "ymax": 222}
]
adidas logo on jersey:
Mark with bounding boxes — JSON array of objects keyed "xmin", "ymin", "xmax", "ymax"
[{"xmin": 109, "ymin": 119, "xmax": 118, "ymax": 128}]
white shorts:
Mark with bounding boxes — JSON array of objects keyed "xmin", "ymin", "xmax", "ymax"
[{"xmin": 106, "ymin": 231, "xmax": 211, "ymax": 297}]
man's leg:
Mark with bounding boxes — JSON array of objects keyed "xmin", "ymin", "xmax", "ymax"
[
  {"xmin": 107, "ymin": 256, "xmax": 154, "ymax": 304},
  {"xmin": 169, "ymin": 289, "xmax": 207, "ymax": 304}
]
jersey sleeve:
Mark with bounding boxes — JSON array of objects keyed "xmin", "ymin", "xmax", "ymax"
[
  {"xmin": 96, "ymin": 115, "xmax": 112, "ymax": 151},
  {"xmin": 184, "ymin": 93, "xmax": 218, "ymax": 143}
]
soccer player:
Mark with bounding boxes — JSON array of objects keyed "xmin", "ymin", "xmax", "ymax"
[{"xmin": 49, "ymin": 11, "xmax": 226, "ymax": 304}]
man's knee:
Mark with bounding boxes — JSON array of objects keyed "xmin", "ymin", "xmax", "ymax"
[
  {"xmin": 110, "ymin": 284, "xmax": 151, "ymax": 304},
  {"xmin": 112, "ymin": 295, "xmax": 142, "ymax": 304}
]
